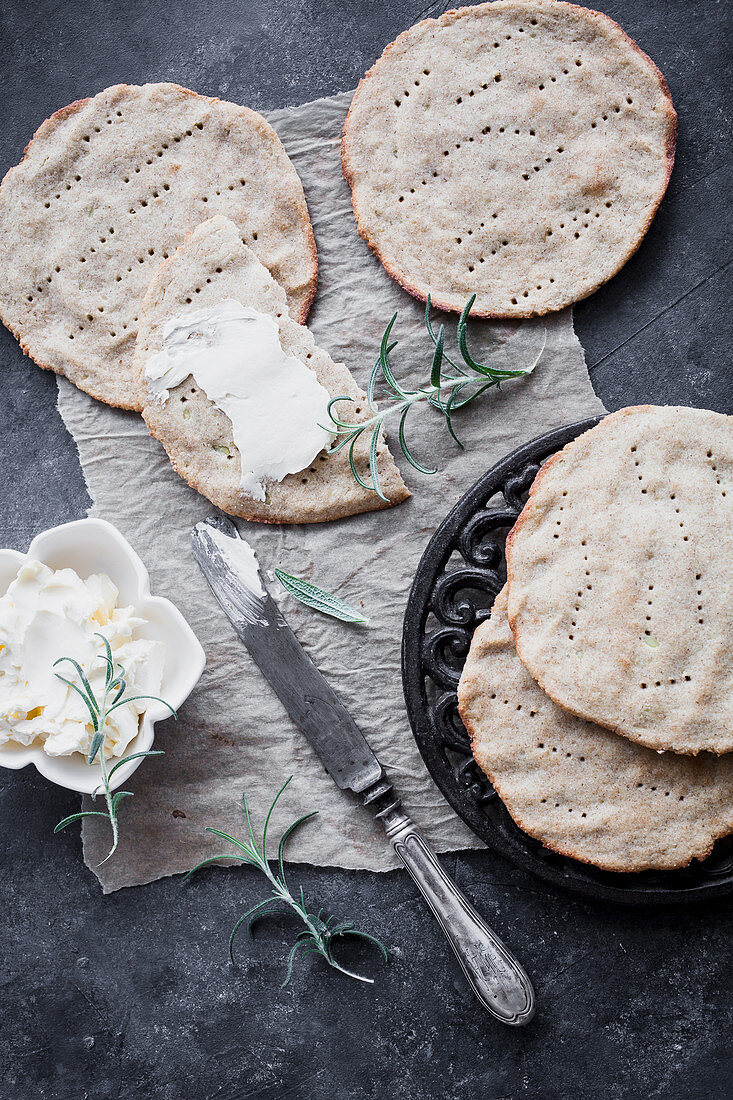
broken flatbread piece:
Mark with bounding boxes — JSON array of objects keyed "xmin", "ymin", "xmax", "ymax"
[
  {"xmin": 458, "ymin": 587, "xmax": 733, "ymax": 872},
  {"xmin": 342, "ymin": 0, "xmax": 676, "ymax": 318},
  {"xmin": 0, "ymin": 82, "xmax": 318, "ymax": 410},
  {"xmin": 506, "ymin": 406, "xmax": 733, "ymax": 755},
  {"xmin": 134, "ymin": 215, "xmax": 409, "ymax": 523}
]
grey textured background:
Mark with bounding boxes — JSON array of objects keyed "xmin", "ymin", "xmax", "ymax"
[{"xmin": 0, "ymin": 1, "xmax": 731, "ymax": 1097}]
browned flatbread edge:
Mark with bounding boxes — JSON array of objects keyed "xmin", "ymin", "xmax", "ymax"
[
  {"xmin": 457, "ymin": 603, "xmax": 733, "ymax": 872},
  {"xmin": 458, "ymin": 691, "xmax": 731, "ymax": 873}
]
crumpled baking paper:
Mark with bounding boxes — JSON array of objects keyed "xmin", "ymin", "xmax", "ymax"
[{"xmin": 56, "ymin": 91, "xmax": 605, "ymax": 892}]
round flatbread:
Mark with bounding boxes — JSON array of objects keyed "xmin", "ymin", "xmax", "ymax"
[
  {"xmin": 458, "ymin": 587, "xmax": 733, "ymax": 872},
  {"xmin": 506, "ymin": 406, "xmax": 733, "ymax": 755},
  {"xmin": 135, "ymin": 215, "xmax": 408, "ymax": 523},
  {"xmin": 0, "ymin": 83, "xmax": 318, "ymax": 411},
  {"xmin": 342, "ymin": 1, "xmax": 676, "ymax": 318}
]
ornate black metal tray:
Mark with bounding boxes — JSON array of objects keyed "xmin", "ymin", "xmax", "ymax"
[{"xmin": 402, "ymin": 418, "xmax": 733, "ymax": 905}]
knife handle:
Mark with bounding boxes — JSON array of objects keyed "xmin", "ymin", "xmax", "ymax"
[{"xmin": 364, "ymin": 783, "xmax": 535, "ymax": 1026}]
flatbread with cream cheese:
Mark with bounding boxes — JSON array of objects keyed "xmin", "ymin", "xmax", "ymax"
[{"xmin": 134, "ymin": 215, "xmax": 409, "ymax": 523}]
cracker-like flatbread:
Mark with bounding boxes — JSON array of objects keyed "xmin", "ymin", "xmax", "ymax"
[
  {"xmin": 342, "ymin": 1, "xmax": 676, "ymax": 318},
  {"xmin": 0, "ymin": 83, "xmax": 318, "ymax": 411},
  {"xmin": 135, "ymin": 215, "xmax": 409, "ymax": 523},
  {"xmin": 458, "ymin": 587, "xmax": 733, "ymax": 872},
  {"xmin": 506, "ymin": 406, "xmax": 733, "ymax": 755}
]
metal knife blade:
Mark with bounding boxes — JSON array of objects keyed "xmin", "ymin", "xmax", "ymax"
[{"xmin": 191, "ymin": 515, "xmax": 382, "ymax": 793}]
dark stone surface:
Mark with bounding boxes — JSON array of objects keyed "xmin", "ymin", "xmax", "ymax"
[{"xmin": 0, "ymin": 2, "xmax": 730, "ymax": 1097}]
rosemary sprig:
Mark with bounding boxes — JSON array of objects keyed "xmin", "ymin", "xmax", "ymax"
[
  {"xmin": 326, "ymin": 294, "xmax": 546, "ymax": 501},
  {"xmin": 53, "ymin": 634, "xmax": 176, "ymax": 864},
  {"xmin": 274, "ymin": 570, "xmax": 368, "ymax": 624},
  {"xmin": 186, "ymin": 778, "xmax": 388, "ymax": 986}
]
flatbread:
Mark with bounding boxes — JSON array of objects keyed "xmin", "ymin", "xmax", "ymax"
[
  {"xmin": 0, "ymin": 82, "xmax": 318, "ymax": 411},
  {"xmin": 342, "ymin": 1, "xmax": 676, "ymax": 318},
  {"xmin": 458, "ymin": 587, "xmax": 733, "ymax": 872},
  {"xmin": 135, "ymin": 215, "xmax": 409, "ymax": 523},
  {"xmin": 506, "ymin": 406, "xmax": 733, "ymax": 755}
]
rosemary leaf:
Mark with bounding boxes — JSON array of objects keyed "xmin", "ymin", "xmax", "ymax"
[
  {"xmin": 278, "ymin": 811, "xmax": 319, "ymax": 883},
  {"xmin": 347, "ymin": 433, "xmax": 374, "ymax": 493},
  {"xmin": 367, "ymin": 354, "xmax": 382, "ymax": 413},
  {"xmin": 274, "ymin": 570, "xmax": 369, "ymax": 624},
  {"xmin": 106, "ymin": 749, "xmax": 164, "ymax": 779},
  {"xmin": 429, "ymin": 323, "xmax": 446, "ymax": 389},
  {"xmin": 54, "ymin": 811, "xmax": 110, "ymax": 832},
  {"xmin": 87, "ymin": 730, "xmax": 105, "ymax": 766},
  {"xmin": 398, "ymin": 406, "xmax": 436, "ymax": 474},
  {"xmin": 368, "ymin": 424, "xmax": 389, "ymax": 503}
]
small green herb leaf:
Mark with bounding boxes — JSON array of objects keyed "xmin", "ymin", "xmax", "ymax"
[
  {"xmin": 274, "ymin": 571, "xmax": 368, "ymax": 624},
  {"xmin": 429, "ymin": 323, "xmax": 446, "ymax": 389},
  {"xmin": 107, "ymin": 749, "xmax": 165, "ymax": 779},
  {"xmin": 54, "ymin": 811, "xmax": 110, "ymax": 832}
]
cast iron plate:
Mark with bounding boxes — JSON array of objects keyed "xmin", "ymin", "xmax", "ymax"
[{"xmin": 402, "ymin": 418, "xmax": 733, "ymax": 905}]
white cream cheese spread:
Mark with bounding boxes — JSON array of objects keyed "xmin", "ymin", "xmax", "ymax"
[
  {"xmin": 0, "ymin": 560, "xmax": 165, "ymax": 758},
  {"xmin": 203, "ymin": 525, "xmax": 267, "ymax": 626},
  {"xmin": 205, "ymin": 525, "xmax": 264, "ymax": 597},
  {"xmin": 144, "ymin": 300, "xmax": 333, "ymax": 502}
]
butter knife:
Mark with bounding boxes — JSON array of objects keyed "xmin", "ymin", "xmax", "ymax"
[{"xmin": 191, "ymin": 515, "xmax": 535, "ymax": 1026}]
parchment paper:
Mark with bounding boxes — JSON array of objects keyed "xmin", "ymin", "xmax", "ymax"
[{"xmin": 56, "ymin": 91, "xmax": 605, "ymax": 892}]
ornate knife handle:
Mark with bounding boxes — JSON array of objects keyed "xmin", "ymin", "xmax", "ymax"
[{"xmin": 363, "ymin": 780, "xmax": 535, "ymax": 1026}]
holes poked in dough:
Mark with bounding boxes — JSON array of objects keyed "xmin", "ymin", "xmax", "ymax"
[
  {"xmin": 705, "ymin": 448, "xmax": 729, "ymax": 499},
  {"xmin": 520, "ymin": 144, "xmax": 566, "ymax": 181},
  {"xmin": 508, "ymin": 275, "xmax": 554, "ymax": 306},
  {"xmin": 45, "ymin": 115, "xmax": 123, "ymax": 203},
  {"xmin": 42, "ymin": 171, "xmax": 84, "ymax": 208},
  {"xmin": 630, "ymin": 443, "xmax": 648, "ymax": 496},
  {"xmin": 549, "ymin": 201, "xmax": 608, "ymax": 245},
  {"xmin": 400, "ymin": 121, "xmax": 544, "ymax": 203}
]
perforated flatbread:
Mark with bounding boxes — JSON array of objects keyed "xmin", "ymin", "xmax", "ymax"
[
  {"xmin": 506, "ymin": 406, "xmax": 733, "ymax": 755},
  {"xmin": 134, "ymin": 215, "xmax": 409, "ymax": 523},
  {"xmin": 0, "ymin": 82, "xmax": 318, "ymax": 411},
  {"xmin": 342, "ymin": 0, "xmax": 676, "ymax": 318},
  {"xmin": 458, "ymin": 587, "xmax": 733, "ymax": 872}
]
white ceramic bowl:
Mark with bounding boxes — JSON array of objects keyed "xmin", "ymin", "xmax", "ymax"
[{"xmin": 0, "ymin": 518, "xmax": 205, "ymax": 794}]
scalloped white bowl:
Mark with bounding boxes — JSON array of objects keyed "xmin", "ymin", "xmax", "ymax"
[{"xmin": 0, "ymin": 518, "xmax": 205, "ymax": 794}]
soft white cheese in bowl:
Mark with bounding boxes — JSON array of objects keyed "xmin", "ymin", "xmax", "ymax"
[{"xmin": 0, "ymin": 519, "xmax": 205, "ymax": 794}]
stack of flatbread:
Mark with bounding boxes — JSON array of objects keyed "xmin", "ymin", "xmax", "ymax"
[
  {"xmin": 458, "ymin": 406, "xmax": 733, "ymax": 872},
  {"xmin": 0, "ymin": 81, "xmax": 407, "ymax": 522}
]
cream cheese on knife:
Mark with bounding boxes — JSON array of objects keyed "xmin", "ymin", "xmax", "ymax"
[
  {"xmin": 204, "ymin": 525, "xmax": 264, "ymax": 599},
  {"xmin": 144, "ymin": 300, "xmax": 333, "ymax": 502},
  {"xmin": 203, "ymin": 525, "xmax": 268, "ymax": 627}
]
